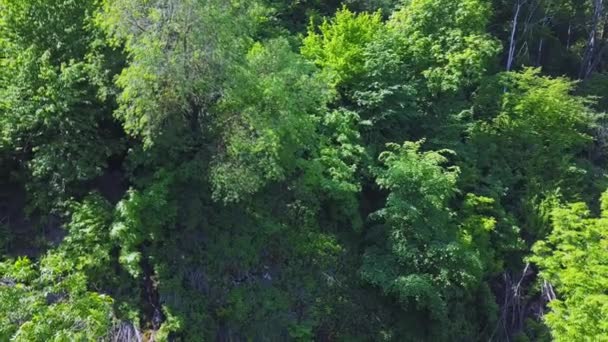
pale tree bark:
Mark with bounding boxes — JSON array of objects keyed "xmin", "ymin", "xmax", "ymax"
[
  {"xmin": 516, "ymin": 0, "xmax": 541, "ymax": 65},
  {"xmin": 534, "ymin": 0, "xmax": 550, "ymax": 67},
  {"xmin": 490, "ymin": 264, "xmax": 535, "ymax": 341},
  {"xmin": 542, "ymin": 280, "xmax": 556, "ymax": 301},
  {"xmin": 537, "ymin": 38, "xmax": 544, "ymax": 65},
  {"xmin": 507, "ymin": 0, "xmax": 525, "ymax": 71},
  {"xmin": 580, "ymin": 0, "xmax": 604, "ymax": 79},
  {"xmin": 567, "ymin": 22, "xmax": 572, "ymax": 49},
  {"xmin": 536, "ymin": 15, "xmax": 549, "ymax": 66}
]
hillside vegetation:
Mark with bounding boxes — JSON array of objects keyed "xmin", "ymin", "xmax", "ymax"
[{"xmin": 1, "ymin": 0, "xmax": 608, "ymax": 340}]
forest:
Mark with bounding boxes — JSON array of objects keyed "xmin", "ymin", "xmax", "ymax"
[{"xmin": 1, "ymin": 0, "xmax": 608, "ymax": 340}]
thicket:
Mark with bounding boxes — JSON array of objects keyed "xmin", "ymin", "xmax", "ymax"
[{"xmin": 1, "ymin": 0, "xmax": 607, "ymax": 340}]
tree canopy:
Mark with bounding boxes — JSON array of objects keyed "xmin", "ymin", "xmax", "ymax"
[{"xmin": 1, "ymin": 0, "xmax": 607, "ymax": 340}]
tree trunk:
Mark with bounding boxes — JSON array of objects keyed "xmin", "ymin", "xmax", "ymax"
[
  {"xmin": 507, "ymin": 0, "xmax": 524, "ymax": 71},
  {"xmin": 580, "ymin": 0, "xmax": 604, "ymax": 79}
]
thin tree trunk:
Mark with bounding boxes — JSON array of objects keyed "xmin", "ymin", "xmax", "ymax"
[
  {"xmin": 567, "ymin": 22, "xmax": 572, "ymax": 49},
  {"xmin": 580, "ymin": 0, "xmax": 604, "ymax": 79},
  {"xmin": 537, "ymin": 18, "xmax": 547, "ymax": 66},
  {"xmin": 507, "ymin": 0, "xmax": 524, "ymax": 71},
  {"xmin": 543, "ymin": 280, "xmax": 556, "ymax": 301},
  {"xmin": 537, "ymin": 38, "xmax": 544, "ymax": 65}
]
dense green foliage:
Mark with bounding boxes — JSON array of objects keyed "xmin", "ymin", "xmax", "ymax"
[
  {"xmin": 1, "ymin": 0, "xmax": 607, "ymax": 340},
  {"xmin": 530, "ymin": 192, "xmax": 608, "ymax": 340}
]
